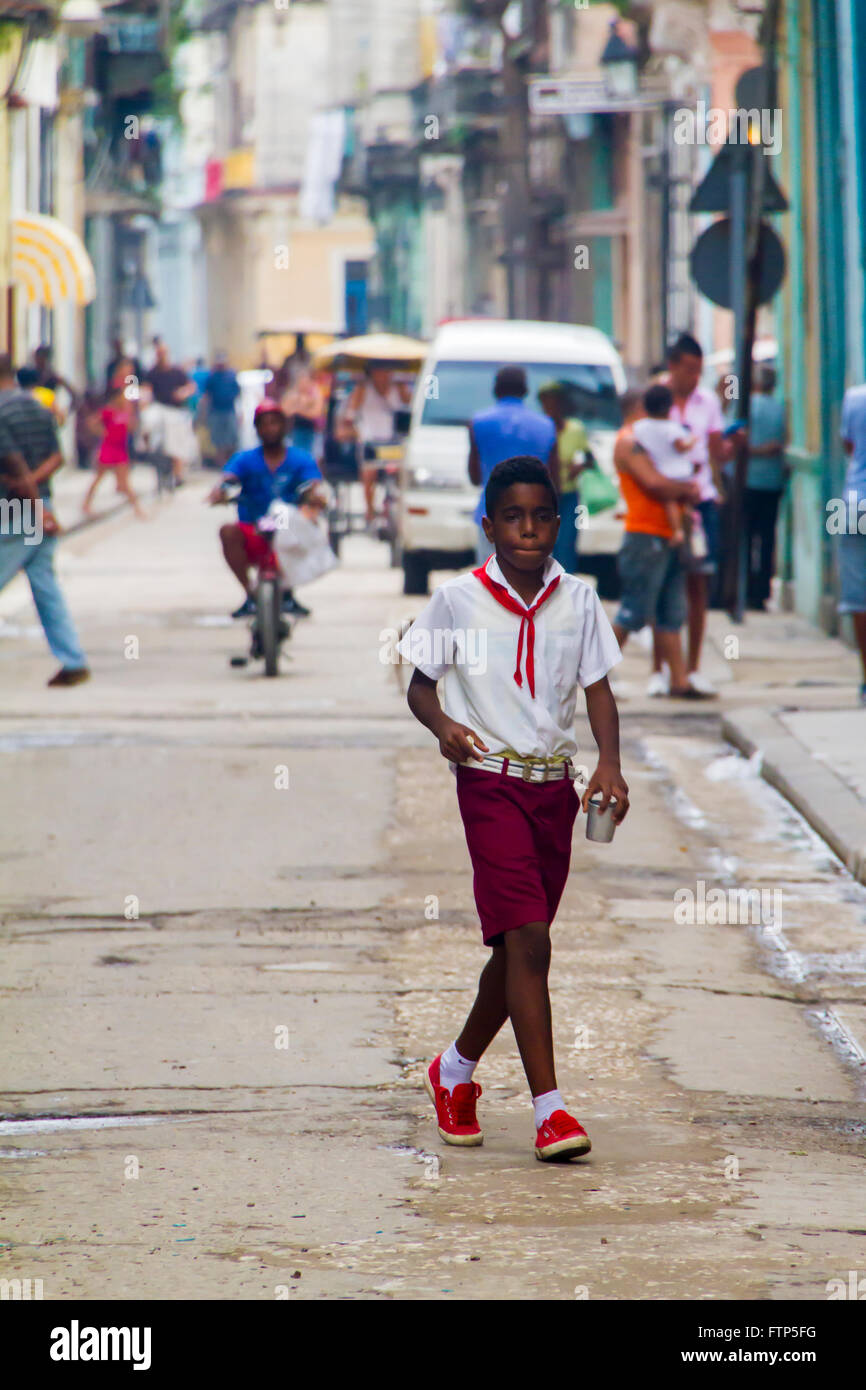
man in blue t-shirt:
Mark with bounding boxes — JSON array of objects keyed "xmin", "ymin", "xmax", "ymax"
[
  {"xmin": 468, "ymin": 365, "xmax": 558, "ymax": 563},
  {"xmin": 201, "ymin": 353, "xmax": 242, "ymax": 469},
  {"xmin": 207, "ymin": 398, "xmax": 324, "ymax": 618}
]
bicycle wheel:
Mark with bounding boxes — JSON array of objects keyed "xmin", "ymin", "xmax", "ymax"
[{"xmin": 256, "ymin": 577, "xmax": 280, "ymax": 677}]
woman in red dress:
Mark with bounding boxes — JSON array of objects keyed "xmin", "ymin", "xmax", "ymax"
[{"xmin": 82, "ymin": 372, "xmax": 145, "ymax": 519}]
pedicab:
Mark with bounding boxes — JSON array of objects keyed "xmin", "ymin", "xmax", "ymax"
[{"xmin": 311, "ymin": 333, "xmax": 428, "ymax": 563}]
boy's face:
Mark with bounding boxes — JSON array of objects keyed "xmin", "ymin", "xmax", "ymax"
[{"xmin": 483, "ymin": 482, "xmax": 559, "ymax": 570}]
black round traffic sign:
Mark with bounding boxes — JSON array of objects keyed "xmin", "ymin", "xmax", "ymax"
[{"xmin": 690, "ymin": 218, "xmax": 786, "ymax": 308}]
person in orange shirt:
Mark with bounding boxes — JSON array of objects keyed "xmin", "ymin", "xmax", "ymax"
[{"xmin": 611, "ymin": 390, "xmax": 712, "ymax": 700}]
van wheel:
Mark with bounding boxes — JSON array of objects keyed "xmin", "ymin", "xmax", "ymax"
[{"xmin": 402, "ymin": 553, "xmax": 429, "ymax": 595}]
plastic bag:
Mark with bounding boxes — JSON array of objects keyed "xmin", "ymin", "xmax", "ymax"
[{"xmin": 266, "ymin": 501, "xmax": 338, "ymax": 589}]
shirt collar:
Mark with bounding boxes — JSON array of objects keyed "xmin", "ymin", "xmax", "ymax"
[
  {"xmin": 496, "ymin": 395, "xmax": 525, "ymax": 407},
  {"xmin": 484, "ymin": 553, "xmax": 563, "ymax": 609}
]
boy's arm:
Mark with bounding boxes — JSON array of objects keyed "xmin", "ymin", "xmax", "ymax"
[
  {"xmin": 406, "ymin": 668, "xmax": 488, "ymax": 763},
  {"xmin": 207, "ymin": 470, "xmax": 239, "ymax": 504},
  {"xmin": 582, "ymin": 676, "xmax": 629, "ymax": 823}
]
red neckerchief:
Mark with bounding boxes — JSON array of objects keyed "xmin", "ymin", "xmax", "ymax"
[{"xmin": 473, "ymin": 560, "xmax": 561, "ymax": 698}]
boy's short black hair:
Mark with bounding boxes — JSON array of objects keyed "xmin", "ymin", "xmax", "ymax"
[
  {"xmin": 485, "ymin": 455, "xmax": 558, "ymax": 518},
  {"xmin": 16, "ymin": 366, "xmax": 40, "ymax": 388},
  {"xmin": 667, "ymin": 332, "xmax": 703, "ymax": 363},
  {"xmin": 643, "ymin": 383, "xmax": 673, "ymax": 418}
]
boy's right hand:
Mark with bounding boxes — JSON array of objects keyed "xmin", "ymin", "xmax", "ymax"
[{"xmin": 433, "ymin": 717, "xmax": 488, "ymax": 763}]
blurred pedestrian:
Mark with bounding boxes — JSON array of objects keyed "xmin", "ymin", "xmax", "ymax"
[
  {"xmin": 839, "ymin": 379, "xmax": 866, "ymax": 704},
  {"xmin": 538, "ymin": 379, "xmax": 593, "ymax": 574},
  {"xmin": 105, "ymin": 338, "xmax": 141, "ymax": 393},
  {"xmin": 743, "ymin": 365, "xmax": 788, "ymax": 610},
  {"xmin": 283, "ymin": 369, "xmax": 324, "ymax": 454},
  {"xmin": 74, "ymin": 388, "xmax": 104, "ymax": 470},
  {"xmin": 143, "ymin": 343, "xmax": 197, "ymax": 483},
  {"xmin": 201, "ymin": 351, "xmax": 241, "ymax": 469},
  {"xmin": 660, "ymin": 334, "xmax": 730, "ymax": 693},
  {"xmin": 32, "ymin": 344, "xmax": 78, "ymax": 420},
  {"xmin": 468, "ymin": 365, "xmax": 557, "ymax": 563},
  {"xmin": 81, "ymin": 377, "xmax": 144, "ymax": 520},
  {"xmin": 611, "ymin": 388, "xmax": 713, "ymax": 699},
  {"xmin": 345, "ymin": 365, "xmax": 412, "ymax": 526},
  {"xmin": 17, "ymin": 365, "xmax": 61, "ymax": 421},
  {"xmin": 0, "ymin": 353, "xmax": 89, "ymax": 686}
]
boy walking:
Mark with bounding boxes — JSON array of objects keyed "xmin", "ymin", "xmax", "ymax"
[{"xmin": 398, "ymin": 456, "xmax": 629, "ymax": 1161}]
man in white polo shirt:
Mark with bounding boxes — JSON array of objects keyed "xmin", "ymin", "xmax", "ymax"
[{"xmin": 653, "ymin": 334, "xmax": 730, "ymax": 695}]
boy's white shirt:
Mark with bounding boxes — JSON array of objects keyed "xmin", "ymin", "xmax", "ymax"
[
  {"xmin": 632, "ymin": 417, "xmax": 694, "ymax": 481},
  {"xmin": 396, "ymin": 554, "xmax": 622, "ymax": 760}
]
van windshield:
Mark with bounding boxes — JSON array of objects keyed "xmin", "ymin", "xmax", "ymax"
[{"xmin": 419, "ymin": 361, "xmax": 622, "ymax": 429}]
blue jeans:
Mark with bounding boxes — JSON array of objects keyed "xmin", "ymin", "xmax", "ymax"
[
  {"xmin": 553, "ymin": 493, "xmax": 579, "ymax": 573},
  {"xmin": 0, "ymin": 533, "xmax": 87, "ymax": 669}
]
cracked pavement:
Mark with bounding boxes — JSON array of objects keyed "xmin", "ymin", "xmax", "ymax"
[{"xmin": 1, "ymin": 480, "xmax": 865, "ymax": 1299}]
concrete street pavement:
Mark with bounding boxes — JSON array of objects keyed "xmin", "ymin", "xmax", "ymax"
[{"xmin": 1, "ymin": 476, "xmax": 865, "ymax": 1300}]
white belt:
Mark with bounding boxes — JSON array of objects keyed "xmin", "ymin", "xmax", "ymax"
[{"xmin": 458, "ymin": 754, "xmax": 576, "ymax": 784}]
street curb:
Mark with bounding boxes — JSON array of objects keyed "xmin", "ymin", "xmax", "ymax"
[{"xmin": 722, "ymin": 706, "xmax": 866, "ymax": 884}]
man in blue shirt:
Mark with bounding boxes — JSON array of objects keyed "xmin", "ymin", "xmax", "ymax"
[
  {"xmin": 208, "ymin": 398, "xmax": 324, "ymax": 618},
  {"xmin": 840, "ymin": 381, "xmax": 866, "ymax": 703},
  {"xmin": 201, "ymin": 352, "xmax": 241, "ymax": 469},
  {"xmin": 468, "ymin": 365, "xmax": 558, "ymax": 563}
]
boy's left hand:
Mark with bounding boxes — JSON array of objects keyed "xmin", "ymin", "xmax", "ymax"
[{"xmin": 581, "ymin": 759, "xmax": 629, "ymax": 823}]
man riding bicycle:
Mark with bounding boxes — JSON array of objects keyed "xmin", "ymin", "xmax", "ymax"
[{"xmin": 207, "ymin": 397, "xmax": 326, "ymax": 618}]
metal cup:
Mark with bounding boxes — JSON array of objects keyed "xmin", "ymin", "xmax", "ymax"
[{"xmin": 586, "ymin": 794, "xmax": 617, "ymax": 843}]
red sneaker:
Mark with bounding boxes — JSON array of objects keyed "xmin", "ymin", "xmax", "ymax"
[
  {"xmin": 424, "ymin": 1056, "xmax": 483, "ymax": 1146},
  {"xmin": 535, "ymin": 1110, "xmax": 592, "ymax": 1162}
]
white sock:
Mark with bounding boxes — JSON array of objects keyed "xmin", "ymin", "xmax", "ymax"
[
  {"xmin": 533, "ymin": 1089, "xmax": 565, "ymax": 1127},
  {"xmin": 440, "ymin": 1041, "xmax": 477, "ymax": 1092}
]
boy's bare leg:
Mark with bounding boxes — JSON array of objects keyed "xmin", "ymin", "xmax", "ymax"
[
  {"xmin": 455, "ymin": 944, "xmax": 508, "ymax": 1061},
  {"xmin": 219, "ymin": 523, "xmax": 252, "ymax": 596},
  {"xmin": 503, "ymin": 920, "xmax": 556, "ymax": 1097}
]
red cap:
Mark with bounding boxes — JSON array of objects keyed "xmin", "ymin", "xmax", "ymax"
[{"xmin": 254, "ymin": 397, "xmax": 286, "ymax": 420}]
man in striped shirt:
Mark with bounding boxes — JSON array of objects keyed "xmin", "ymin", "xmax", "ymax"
[{"xmin": 0, "ymin": 354, "xmax": 90, "ymax": 686}]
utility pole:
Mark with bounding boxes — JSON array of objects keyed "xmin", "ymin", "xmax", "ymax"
[
  {"xmin": 496, "ymin": 0, "xmax": 545, "ymax": 320},
  {"xmin": 722, "ymin": 0, "xmax": 781, "ymax": 620}
]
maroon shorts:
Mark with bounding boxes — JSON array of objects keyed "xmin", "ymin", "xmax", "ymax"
[{"xmin": 455, "ymin": 765, "xmax": 579, "ymax": 946}]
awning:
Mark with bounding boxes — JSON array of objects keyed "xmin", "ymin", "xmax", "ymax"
[
  {"xmin": 11, "ymin": 213, "xmax": 97, "ymax": 308},
  {"xmin": 312, "ymin": 333, "xmax": 428, "ymax": 371}
]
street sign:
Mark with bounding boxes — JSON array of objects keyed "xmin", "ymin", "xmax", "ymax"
[
  {"xmin": 735, "ymin": 65, "xmax": 771, "ymax": 110},
  {"xmin": 690, "ymin": 218, "xmax": 786, "ymax": 308},
  {"xmin": 528, "ymin": 76, "xmax": 660, "ymax": 116},
  {"xmin": 690, "ymin": 142, "xmax": 788, "ymax": 214}
]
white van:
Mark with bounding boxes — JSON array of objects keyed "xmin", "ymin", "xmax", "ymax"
[{"xmin": 398, "ymin": 318, "xmax": 627, "ymax": 595}]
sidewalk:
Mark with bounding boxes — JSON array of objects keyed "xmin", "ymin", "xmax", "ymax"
[
  {"xmin": 610, "ymin": 596, "xmax": 866, "ymax": 882},
  {"xmin": 702, "ymin": 606, "xmax": 866, "ymax": 882}
]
